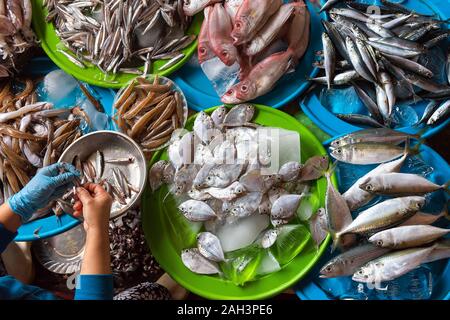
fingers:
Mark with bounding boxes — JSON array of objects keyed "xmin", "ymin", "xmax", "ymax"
[
  {"xmin": 54, "ymin": 182, "xmax": 75, "ymax": 199},
  {"xmin": 60, "ymin": 162, "xmax": 80, "ymax": 176},
  {"xmin": 83, "ymin": 183, "xmax": 108, "ymax": 197},
  {"xmin": 76, "ymin": 186, "xmax": 93, "ymax": 204},
  {"xmin": 40, "ymin": 163, "xmax": 81, "ymax": 178}
]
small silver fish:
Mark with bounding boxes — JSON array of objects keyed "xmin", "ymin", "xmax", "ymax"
[
  {"xmin": 197, "ymin": 232, "xmax": 225, "ymax": 262},
  {"xmin": 309, "ymin": 208, "xmax": 328, "ymax": 247},
  {"xmin": 178, "ymin": 199, "xmax": 217, "ymax": 221},
  {"xmin": 181, "ymin": 248, "xmax": 220, "ymax": 275},
  {"xmin": 278, "ymin": 161, "xmax": 303, "ymax": 182},
  {"xmin": 261, "ymin": 229, "xmax": 278, "ymax": 249},
  {"xmin": 271, "ymin": 194, "xmax": 302, "ymax": 220}
]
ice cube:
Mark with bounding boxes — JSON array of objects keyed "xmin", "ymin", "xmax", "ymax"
[
  {"xmin": 392, "ymin": 104, "xmax": 419, "ymax": 128},
  {"xmin": 270, "ymin": 224, "xmax": 310, "ymax": 265},
  {"xmin": 39, "ymin": 70, "xmax": 80, "ymax": 107},
  {"xmin": 201, "ymin": 57, "xmax": 240, "ymax": 97},
  {"xmin": 78, "ymin": 98, "xmax": 110, "ymax": 133},
  {"xmin": 320, "ymin": 87, "xmax": 366, "ymax": 116},
  {"xmin": 256, "ymin": 250, "xmax": 281, "ymax": 276},
  {"xmin": 215, "ymin": 214, "xmax": 270, "ymax": 252},
  {"xmin": 221, "ymin": 245, "xmax": 263, "ymax": 285}
]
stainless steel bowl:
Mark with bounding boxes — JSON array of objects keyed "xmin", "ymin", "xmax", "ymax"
[
  {"xmin": 59, "ymin": 130, "xmax": 147, "ymax": 219},
  {"xmin": 33, "ymin": 224, "xmax": 85, "ymax": 275}
]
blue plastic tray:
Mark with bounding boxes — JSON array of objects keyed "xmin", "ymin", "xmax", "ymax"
[
  {"xmin": 295, "ymin": 143, "xmax": 450, "ymax": 300},
  {"xmin": 300, "ymin": 0, "xmax": 450, "ymax": 139},
  {"xmin": 171, "ymin": 0, "xmax": 325, "ymax": 111},
  {"xmin": 15, "ymin": 57, "xmax": 116, "ymax": 242}
]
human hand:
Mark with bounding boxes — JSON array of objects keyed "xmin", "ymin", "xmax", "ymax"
[
  {"xmin": 8, "ymin": 163, "xmax": 80, "ymax": 222},
  {"xmin": 73, "ymin": 183, "xmax": 112, "ymax": 233}
]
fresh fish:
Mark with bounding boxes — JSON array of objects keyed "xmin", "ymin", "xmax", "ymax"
[
  {"xmin": 366, "ymin": 40, "xmax": 422, "ymax": 58},
  {"xmin": 325, "ymin": 169, "xmax": 355, "ymax": 249},
  {"xmin": 95, "ymin": 150, "xmax": 104, "ymax": 179},
  {"xmin": 400, "ymin": 207, "xmax": 448, "ymax": 227},
  {"xmin": 427, "ymin": 100, "xmax": 450, "ymax": 126},
  {"xmin": 222, "ymin": 104, "xmax": 255, "ymax": 125},
  {"xmin": 178, "ymin": 199, "xmax": 217, "ymax": 221},
  {"xmin": 379, "ymin": 71, "xmax": 396, "ymax": 117},
  {"xmin": 320, "ymin": 244, "xmax": 390, "ymax": 278},
  {"xmin": 228, "ymin": 191, "xmax": 263, "ymax": 217},
  {"xmin": 343, "ymin": 153, "xmax": 408, "ymax": 211},
  {"xmin": 417, "ymin": 100, "xmax": 440, "ymax": 125},
  {"xmin": 197, "ymin": 232, "xmax": 225, "ymax": 262},
  {"xmin": 194, "ymin": 111, "xmax": 219, "ymax": 144},
  {"xmin": 423, "ymin": 239, "xmax": 450, "ymax": 264},
  {"xmin": 204, "ymin": 163, "xmax": 244, "ymax": 188},
  {"xmin": 359, "ymin": 173, "xmax": 449, "ymax": 196},
  {"xmin": 205, "ymin": 181, "xmax": 246, "ymax": 201},
  {"xmin": 336, "ymin": 114, "xmax": 384, "ymax": 128},
  {"xmin": 181, "ymin": 248, "xmax": 220, "ymax": 274},
  {"xmin": 271, "ymin": 194, "xmax": 302, "ymax": 220},
  {"xmin": 336, "ymin": 196, "xmax": 425, "ymax": 241},
  {"xmin": 278, "ymin": 161, "xmax": 302, "ymax": 182},
  {"xmin": 209, "ymin": 3, "xmax": 239, "ymax": 66},
  {"xmin": 309, "ymin": 208, "xmax": 328, "ymax": 247},
  {"xmin": 330, "ymin": 128, "xmax": 418, "ymax": 149},
  {"xmin": 355, "ymin": 37, "xmax": 377, "ymax": 80},
  {"xmin": 261, "ymin": 229, "xmax": 278, "ymax": 249},
  {"xmin": 319, "ymin": 0, "xmax": 341, "ymax": 13},
  {"xmin": 369, "ymin": 225, "xmax": 450, "ymax": 249},
  {"xmin": 352, "ymin": 245, "xmax": 437, "ymax": 283},
  {"xmin": 310, "ymin": 70, "xmax": 360, "ymax": 86},
  {"xmin": 231, "ymin": 0, "xmax": 283, "ymax": 45},
  {"xmin": 173, "ymin": 165, "xmax": 199, "ymax": 195},
  {"xmin": 322, "ymin": 32, "xmax": 336, "ymax": 89},
  {"xmin": 298, "ymin": 155, "xmax": 329, "ymax": 181},
  {"xmin": 222, "ymin": 50, "xmax": 294, "ymax": 104},
  {"xmin": 383, "ymin": 53, "xmax": 434, "ymax": 78},
  {"xmin": 197, "ymin": 6, "xmax": 214, "ymax": 64},
  {"xmin": 149, "ymin": 160, "xmax": 167, "ymax": 191},
  {"xmin": 346, "ymin": 36, "xmax": 376, "ymax": 83},
  {"xmin": 330, "ymin": 142, "xmax": 412, "ymax": 165},
  {"xmin": 211, "ymin": 105, "xmax": 228, "ymax": 127}
]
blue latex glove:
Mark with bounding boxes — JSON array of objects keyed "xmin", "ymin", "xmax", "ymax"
[{"xmin": 8, "ymin": 163, "xmax": 80, "ymax": 222}]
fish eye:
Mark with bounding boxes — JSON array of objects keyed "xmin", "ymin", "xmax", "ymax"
[
  {"xmin": 199, "ymin": 47, "xmax": 206, "ymax": 54},
  {"xmin": 326, "ymin": 266, "xmax": 332, "ymax": 272},
  {"xmin": 235, "ymin": 22, "xmax": 242, "ymax": 29},
  {"xmin": 358, "ymin": 270, "xmax": 363, "ymax": 275},
  {"xmin": 226, "ymin": 89, "xmax": 234, "ymax": 95},
  {"xmin": 184, "ymin": 0, "xmax": 190, "ymax": 5},
  {"xmin": 336, "ymin": 149, "xmax": 342, "ymax": 153},
  {"xmin": 377, "ymin": 240, "xmax": 383, "ymax": 246},
  {"xmin": 241, "ymin": 85, "xmax": 248, "ymax": 92},
  {"xmin": 335, "ymin": 141, "xmax": 340, "ymax": 145},
  {"xmin": 366, "ymin": 184, "xmax": 373, "ymax": 191}
]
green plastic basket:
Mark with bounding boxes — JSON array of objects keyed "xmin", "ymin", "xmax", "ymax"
[{"xmin": 142, "ymin": 105, "xmax": 336, "ymax": 299}]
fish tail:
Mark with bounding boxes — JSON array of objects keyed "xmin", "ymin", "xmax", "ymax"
[
  {"xmin": 443, "ymin": 181, "xmax": 450, "ymax": 194},
  {"xmin": 330, "ymin": 230, "xmax": 341, "ymax": 253},
  {"xmin": 325, "ymin": 161, "xmax": 338, "ymax": 179}
]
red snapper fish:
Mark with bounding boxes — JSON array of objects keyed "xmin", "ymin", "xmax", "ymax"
[{"xmin": 198, "ymin": 6, "xmax": 214, "ymax": 64}]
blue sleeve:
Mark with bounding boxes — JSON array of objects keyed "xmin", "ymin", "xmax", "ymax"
[
  {"xmin": 74, "ymin": 274, "xmax": 114, "ymax": 300},
  {"xmin": 0, "ymin": 276, "xmax": 59, "ymax": 300},
  {"xmin": 0, "ymin": 223, "xmax": 17, "ymax": 253}
]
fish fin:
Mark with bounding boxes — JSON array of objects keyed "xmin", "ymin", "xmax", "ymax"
[
  {"xmin": 441, "ymin": 202, "xmax": 450, "ymax": 221},
  {"xmin": 325, "ymin": 161, "xmax": 338, "ymax": 180}
]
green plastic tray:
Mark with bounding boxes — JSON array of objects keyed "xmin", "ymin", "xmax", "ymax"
[
  {"xmin": 142, "ymin": 105, "xmax": 336, "ymax": 299},
  {"xmin": 32, "ymin": 0, "xmax": 202, "ymax": 89}
]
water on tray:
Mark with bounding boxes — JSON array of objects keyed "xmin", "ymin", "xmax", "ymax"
[{"xmin": 201, "ymin": 57, "xmax": 240, "ymax": 97}]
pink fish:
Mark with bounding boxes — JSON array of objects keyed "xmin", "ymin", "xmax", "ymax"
[
  {"xmin": 198, "ymin": 7, "xmax": 214, "ymax": 64},
  {"xmin": 224, "ymin": 0, "xmax": 244, "ymax": 23},
  {"xmin": 285, "ymin": 5, "xmax": 310, "ymax": 60},
  {"xmin": 231, "ymin": 0, "xmax": 283, "ymax": 45},
  {"xmin": 208, "ymin": 3, "xmax": 239, "ymax": 66},
  {"xmin": 221, "ymin": 50, "xmax": 294, "ymax": 104}
]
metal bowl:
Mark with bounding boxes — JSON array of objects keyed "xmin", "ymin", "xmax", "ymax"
[
  {"xmin": 113, "ymin": 75, "xmax": 189, "ymax": 152},
  {"xmin": 59, "ymin": 130, "xmax": 147, "ymax": 220},
  {"xmin": 32, "ymin": 224, "xmax": 85, "ymax": 275}
]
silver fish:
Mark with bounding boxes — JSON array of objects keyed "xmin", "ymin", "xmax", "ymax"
[
  {"xmin": 181, "ymin": 248, "xmax": 220, "ymax": 275},
  {"xmin": 261, "ymin": 229, "xmax": 278, "ymax": 249},
  {"xmin": 309, "ymin": 208, "xmax": 328, "ymax": 247},
  {"xmin": 427, "ymin": 100, "xmax": 450, "ymax": 126},
  {"xmin": 178, "ymin": 199, "xmax": 217, "ymax": 222},
  {"xmin": 271, "ymin": 194, "xmax": 302, "ymax": 220},
  {"xmin": 322, "ymin": 32, "xmax": 336, "ymax": 89},
  {"xmin": 278, "ymin": 161, "xmax": 302, "ymax": 182},
  {"xmin": 197, "ymin": 232, "xmax": 225, "ymax": 262},
  {"xmin": 369, "ymin": 225, "xmax": 450, "ymax": 249}
]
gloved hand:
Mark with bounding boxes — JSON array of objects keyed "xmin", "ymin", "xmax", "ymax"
[{"xmin": 8, "ymin": 163, "xmax": 81, "ymax": 222}]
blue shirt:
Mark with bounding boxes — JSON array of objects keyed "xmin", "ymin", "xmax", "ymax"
[{"xmin": 0, "ymin": 223, "xmax": 113, "ymax": 300}]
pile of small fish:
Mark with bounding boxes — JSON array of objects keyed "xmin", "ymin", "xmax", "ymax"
[
  {"xmin": 312, "ymin": 128, "xmax": 450, "ymax": 285},
  {"xmin": 0, "ymin": 78, "xmax": 88, "ymax": 221},
  {"xmin": 44, "ymin": 0, "xmax": 195, "ymax": 76},
  {"xmin": 59, "ymin": 151, "xmax": 138, "ymax": 218},
  {"xmin": 312, "ymin": 0, "xmax": 450, "ymax": 128},
  {"xmin": 0, "ymin": 0, "xmax": 37, "ymax": 77},
  {"xmin": 113, "ymin": 76, "xmax": 186, "ymax": 157},
  {"xmin": 149, "ymin": 104, "xmax": 329, "ymax": 278},
  {"xmin": 194, "ymin": 0, "xmax": 311, "ymax": 104}
]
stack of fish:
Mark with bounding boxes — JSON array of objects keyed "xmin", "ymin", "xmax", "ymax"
[
  {"xmin": 58, "ymin": 151, "xmax": 138, "ymax": 218},
  {"xmin": 312, "ymin": 0, "xmax": 450, "ymax": 128},
  {"xmin": 313, "ymin": 128, "xmax": 450, "ymax": 285},
  {"xmin": 113, "ymin": 76, "xmax": 187, "ymax": 157},
  {"xmin": 0, "ymin": 78, "xmax": 87, "ymax": 221},
  {"xmin": 44, "ymin": 0, "xmax": 195, "ymax": 76},
  {"xmin": 0, "ymin": 0, "xmax": 37, "ymax": 77},
  {"xmin": 192, "ymin": 0, "xmax": 311, "ymax": 104},
  {"xmin": 149, "ymin": 104, "xmax": 329, "ymax": 278}
]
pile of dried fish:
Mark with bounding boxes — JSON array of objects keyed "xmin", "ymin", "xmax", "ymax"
[
  {"xmin": 0, "ymin": 78, "xmax": 86, "ymax": 221},
  {"xmin": 0, "ymin": 0, "xmax": 37, "ymax": 77},
  {"xmin": 149, "ymin": 104, "xmax": 329, "ymax": 281},
  {"xmin": 194, "ymin": 0, "xmax": 311, "ymax": 103},
  {"xmin": 60, "ymin": 150, "xmax": 138, "ymax": 217},
  {"xmin": 312, "ymin": 0, "xmax": 450, "ymax": 128},
  {"xmin": 313, "ymin": 128, "xmax": 450, "ymax": 285},
  {"xmin": 113, "ymin": 76, "xmax": 186, "ymax": 156},
  {"xmin": 44, "ymin": 0, "xmax": 195, "ymax": 76}
]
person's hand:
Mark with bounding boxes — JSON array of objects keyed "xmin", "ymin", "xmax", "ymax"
[
  {"xmin": 73, "ymin": 183, "xmax": 112, "ymax": 233},
  {"xmin": 8, "ymin": 163, "xmax": 80, "ymax": 222}
]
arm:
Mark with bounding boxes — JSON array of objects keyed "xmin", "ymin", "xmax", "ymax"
[
  {"xmin": 72, "ymin": 183, "xmax": 113, "ymax": 300},
  {"xmin": 0, "ymin": 163, "xmax": 80, "ymax": 253}
]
